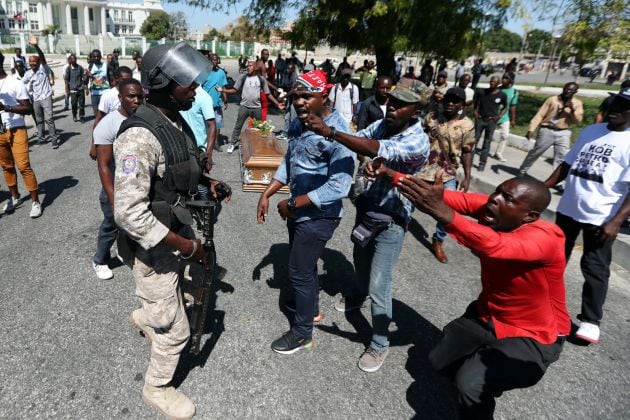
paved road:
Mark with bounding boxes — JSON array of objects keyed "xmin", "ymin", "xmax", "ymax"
[{"xmin": 0, "ymin": 92, "xmax": 628, "ymax": 419}]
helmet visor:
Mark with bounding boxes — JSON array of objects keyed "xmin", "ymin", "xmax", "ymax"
[{"xmin": 157, "ymin": 42, "xmax": 211, "ymax": 88}]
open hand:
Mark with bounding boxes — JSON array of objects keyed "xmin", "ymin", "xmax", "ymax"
[{"xmin": 396, "ymin": 170, "xmax": 454, "ymax": 225}]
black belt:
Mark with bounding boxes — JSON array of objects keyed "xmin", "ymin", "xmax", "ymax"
[{"xmin": 541, "ymin": 125, "xmax": 570, "ymax": 131}]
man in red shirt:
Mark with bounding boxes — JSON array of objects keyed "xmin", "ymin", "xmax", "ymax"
[{"xmin": 388, "ymin": 168, "xmax": 570, "ymax": 418}]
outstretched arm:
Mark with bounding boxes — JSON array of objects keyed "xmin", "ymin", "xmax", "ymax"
[{"xmin": 29, "ymin": 36, "xmax": 47, "ymax": 65}]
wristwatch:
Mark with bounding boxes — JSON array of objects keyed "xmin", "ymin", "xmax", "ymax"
[
  {"xmin": 325, "ymin": 126, "xmax": 336, "ymax": 142},
  {"xmin": 287, "ymin": 197, "xmax": 297, "ymax": 212}
]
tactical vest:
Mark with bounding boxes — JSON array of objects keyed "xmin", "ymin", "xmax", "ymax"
[{"xmin": 117, "ymin": 104, "xmax": 201, "ymax": 229}]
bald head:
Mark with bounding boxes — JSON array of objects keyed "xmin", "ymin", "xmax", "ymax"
[{"xmin": 512, "ymin": 177, "xmax": 551, "ymax": 213}]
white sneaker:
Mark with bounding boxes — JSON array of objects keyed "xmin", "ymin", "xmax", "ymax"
[
  {"xmin": 92, "ymin": 261, "xmax": 114, "ymax": 280},
  {"xmin": 2, "ymin": 196, "xmax": 20, "ymax": 213},
  {"xmin": 575, "ymin": 321, "xmax": 600, "ymax": 344},
  {"xmin": 226, "ymin": 144, "xmax": 235, "ymax": 154},
  {"xmin": 29, "ymin": 202, "xmax": 42, "ymax": 218}
]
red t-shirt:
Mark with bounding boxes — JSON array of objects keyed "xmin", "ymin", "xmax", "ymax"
[{"xmin": 443, "ymin": 191, "xmax": 571, "ymax": 344}]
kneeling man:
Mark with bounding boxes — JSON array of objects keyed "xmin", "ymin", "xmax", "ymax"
[{"xmin": 390, "ymin": 168, "xmax": 570, "ymax": 418}]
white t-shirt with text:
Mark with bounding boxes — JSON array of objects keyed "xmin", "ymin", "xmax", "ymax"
[{"xmin": 558, "ymin": 123, "xmax": 630, "ymax": 225}]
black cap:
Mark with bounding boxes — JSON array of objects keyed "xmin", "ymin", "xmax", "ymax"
[
  {"xmin": 444, "ymin": 87, "xmax": 467, "ymax": 103},
  {"xmin": 437, "ymin": 70, "xmax": 448, "ymax": 78}
]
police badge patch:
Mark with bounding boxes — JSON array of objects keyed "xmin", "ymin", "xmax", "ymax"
[{"xmin": 122, "ymin": 154, "xmax": 137, "ymax": 175}]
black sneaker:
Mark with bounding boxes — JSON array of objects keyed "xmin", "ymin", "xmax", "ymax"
[
  {"xmin": 73, "ymin": 115, "xmax": 78, "ymax": 122},
  {"xmin": 52, "ymin": 139, "xmax": 60, "ymax": 149},
  {"xmin": 80, "ymin": 117, "xmax": 85, "ymax": 123},
  {"xmin": 271, "ymin": 330, "xmax": 313, "ymax": 354}
]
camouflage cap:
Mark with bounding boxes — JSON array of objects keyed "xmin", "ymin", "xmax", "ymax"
[{"xmin": 388, "ymin": 78, "xmax": 431, "ymax": 105}]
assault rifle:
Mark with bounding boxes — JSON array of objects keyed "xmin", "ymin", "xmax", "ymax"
[{"xmin": 186, "ymin": 178, "xmax": 231, "ymax": 355}]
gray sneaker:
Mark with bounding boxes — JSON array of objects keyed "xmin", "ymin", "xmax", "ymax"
[
  {"xmin": 358, "ymin": 347, "xmax": 389, "ymax": 373},
  {"xmin": 334, "ymin": 295, "xmax": 367, "ymax": 312}
]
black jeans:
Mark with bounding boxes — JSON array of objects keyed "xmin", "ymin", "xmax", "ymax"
[
  {"xmin": 287, "ymin": 218, "xmax": 340, "ymax": 339},
  {"xmin": 556, "ymin": 212, "xmax": 613, "ymax": 324},
  {"xmin": 475, "ymin": 119, "xmax": 497, "ymax": 169},
  {"xmin": 70, "ymin": 90, "xmax": 85, "ymax": 118},
  {"xmin": 429, "ymin": 304, "xmax": 564, "ymax": 420},
  {"xmin": 230, "ymin": 105, "xmax": 262, "ymax": 145}
]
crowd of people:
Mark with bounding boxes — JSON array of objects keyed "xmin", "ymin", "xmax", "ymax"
[{"xmin": 0, "ymin": 40, "xmax": 628, "ymax": 420}]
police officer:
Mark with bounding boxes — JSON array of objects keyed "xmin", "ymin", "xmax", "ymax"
[{"xmin": 113, "ymin": 42, "xmax": 223, "ymax": 419}]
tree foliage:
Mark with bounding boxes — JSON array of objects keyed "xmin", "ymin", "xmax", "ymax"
[
  {"xmin": 525, "ymin": 29, "xmax": 552, "ymax": 56},
  {"xmin": 224, "ymin": 16, "xmax": 270, "ymax": 43},
  {"xmin": 139, "ymin": 11, "xmax": 171, "ymax": 40},
  {"xmin": 203, "ymin": 27, "xmax": 227, "ymax": 42},
  {"xmin": 521, "ymin": 0, "xmax": 629, "ymax": 64},
  {"xmin": 271, "ymin": 0, "xmax": 508, "ymax": 75},
  {"xmin": 483, "ymin": 28, "xmax": 523, "ymax": 52},
  {"xmin": 169, "ymin": 12, "xmax": 188, "ymax": 40}
]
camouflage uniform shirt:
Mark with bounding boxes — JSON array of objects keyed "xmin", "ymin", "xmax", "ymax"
[
  {"xmin": 114, "ymin": 125, "xmax": 174, "ymax": 250},
  {"xmin": 419, "ymin": 112, "xmax": 475, "ymax": 183}
]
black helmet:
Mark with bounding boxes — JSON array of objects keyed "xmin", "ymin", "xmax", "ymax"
[{"xmin": 141, "ymin": 42, "xmax": 211, "ymax": 90}]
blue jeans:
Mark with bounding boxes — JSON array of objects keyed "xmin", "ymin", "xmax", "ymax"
[
  {"xmin": 288, "ymin": 218, "xmax": 340, "ymax": 339},
  {"xmin": 474, "ymin": 119, "xmax": 497, "ymax": 169},
  {"xmin": 433, "ymin": 178, "xmax": 458, "ymax": 241},
  {"xmin": 352, "ymin": 220, "xmax": 405, "ymax": 351},
  {"xmin": 93, "ymin": 189, "xmax": 118, "ymax": 265}
]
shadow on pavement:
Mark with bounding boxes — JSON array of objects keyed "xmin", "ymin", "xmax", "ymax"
[
  {"xmin": 253, "ymin": 242, "xmax": 355, "ymax": 328},
  {"xmin": 172, "ymin": 265, "xmax": 234, "ymax": 387},
  {"xmin": 408, "ymin": 218, "xmax": 432, "ymax": 250},
  {"xmin": 316, "ymin": 298, "xmax": 456, "ymax": 417},
  {"xmin": 490, "ymin": 164, "xmax": 522, "ymax": 177},
  {"xmin": 39, "ymin": 175, "xmax": 79, "ymax": 208},
  {"xmin": 58, "ymin": 131, "xmax": 81, "ymax": 146}
]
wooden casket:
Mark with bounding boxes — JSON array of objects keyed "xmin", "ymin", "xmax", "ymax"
[{"xmin": 240, "ymin": 129, "xmax": 289, "ymax": 193}]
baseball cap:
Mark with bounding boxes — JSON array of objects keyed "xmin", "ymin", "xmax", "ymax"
[
  {"xmin": 444, "ymin": 87, "xmax": 467, "ymax": 103},
  {"xmin": 388, "ymin": 78, "xmax": 431, "ymax": 105}
]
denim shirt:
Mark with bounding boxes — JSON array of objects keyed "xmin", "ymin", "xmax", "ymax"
[
  {"xmin": 273, "ymin": 109, "xmax": 356, "ymax": 222},
  {"xmin": 355, "ymin": 118, "xmax": 430, "ymax": 225}
]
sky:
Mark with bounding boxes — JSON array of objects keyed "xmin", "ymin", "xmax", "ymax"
[{"xmin": 163, "ymin": 1, "xmax": 554, "ymax": 37}]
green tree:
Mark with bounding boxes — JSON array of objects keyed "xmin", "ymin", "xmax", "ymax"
[
  {"xmin": 278, "ymin": 0, "xmax": 508, "ymax": 76},
  {"xmin": 203, "ymin": 27, "xmax": 227, "ymax": 42},
  {"xmin": 169, "ymin": 12, "xmax": 188, "ymax": 40},
  {"xmin": 224, "ymin": 16, "xmax": 270, "ymax": 43},
  {"xmin": 483, "ymin": 28, "xmax": 523, "ymax": 52},
  {"xmin": 167, "ymin": 0, "xmax": 507, "ymax": 75},
  {"xmin": 525, "ymin": 29, "xmax": 552, "ymax": 56},
  {"xmin": 139, "ymin": 11, "xmax": 171, "ymax": 40}
]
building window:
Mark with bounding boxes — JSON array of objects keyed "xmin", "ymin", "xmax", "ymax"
[
  {"xmin": 113, "ymin": 10, "xmax": 118, "ymax": 20},
  {"xmin": 105, "ymin": 10, "xmax": 109, "ymax": 18},
  {"xmin": 8, "ymin": 18, "xmax": 14, "ymax": 28},
  {"xmin": 6, "ymin": 3, "xmax": 13, "ymax": 15},
  {"xmin": 0, "ymin": 19, "xmax": 6, "ymax": 29},
  {"xmin": 127, "ymin": 11, "xmax": 132, "ymax": 22},
  {"xmin": 18, "ymin": 20, "xmax": 25, "ymax": 29},
  {"xmin": 30, "ymin": 19, "xmax": 38, "ymax": 30},
  {"xmin": 114, "ymin": 25, "xmax": 119, "ymax": 33},
  {"xmin": 28, "ymin": 3, "xmax": 37, "ymax": 14}
]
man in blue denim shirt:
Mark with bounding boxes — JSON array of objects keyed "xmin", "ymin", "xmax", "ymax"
[
  {"xmin": 305, "ymin": 78, "xmax": 431, "ymax": 372},
  {"xmin": 257, "ymin": 70, "xmax": 356, "ymax": 354}
]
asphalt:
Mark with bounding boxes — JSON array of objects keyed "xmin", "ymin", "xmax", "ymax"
[{"xmin": 0, "ymin": 65, "xmax": 629, "ymax": 420}]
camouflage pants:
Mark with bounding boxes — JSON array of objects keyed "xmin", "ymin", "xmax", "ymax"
[{"xmin": 131, "ymin": 242, "xmax": 190, "ymax": 387}]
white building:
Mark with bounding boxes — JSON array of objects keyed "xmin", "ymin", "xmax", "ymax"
[{"xmin": 0, "ymin": 0, "xmax": 162, "ymax": 36}]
